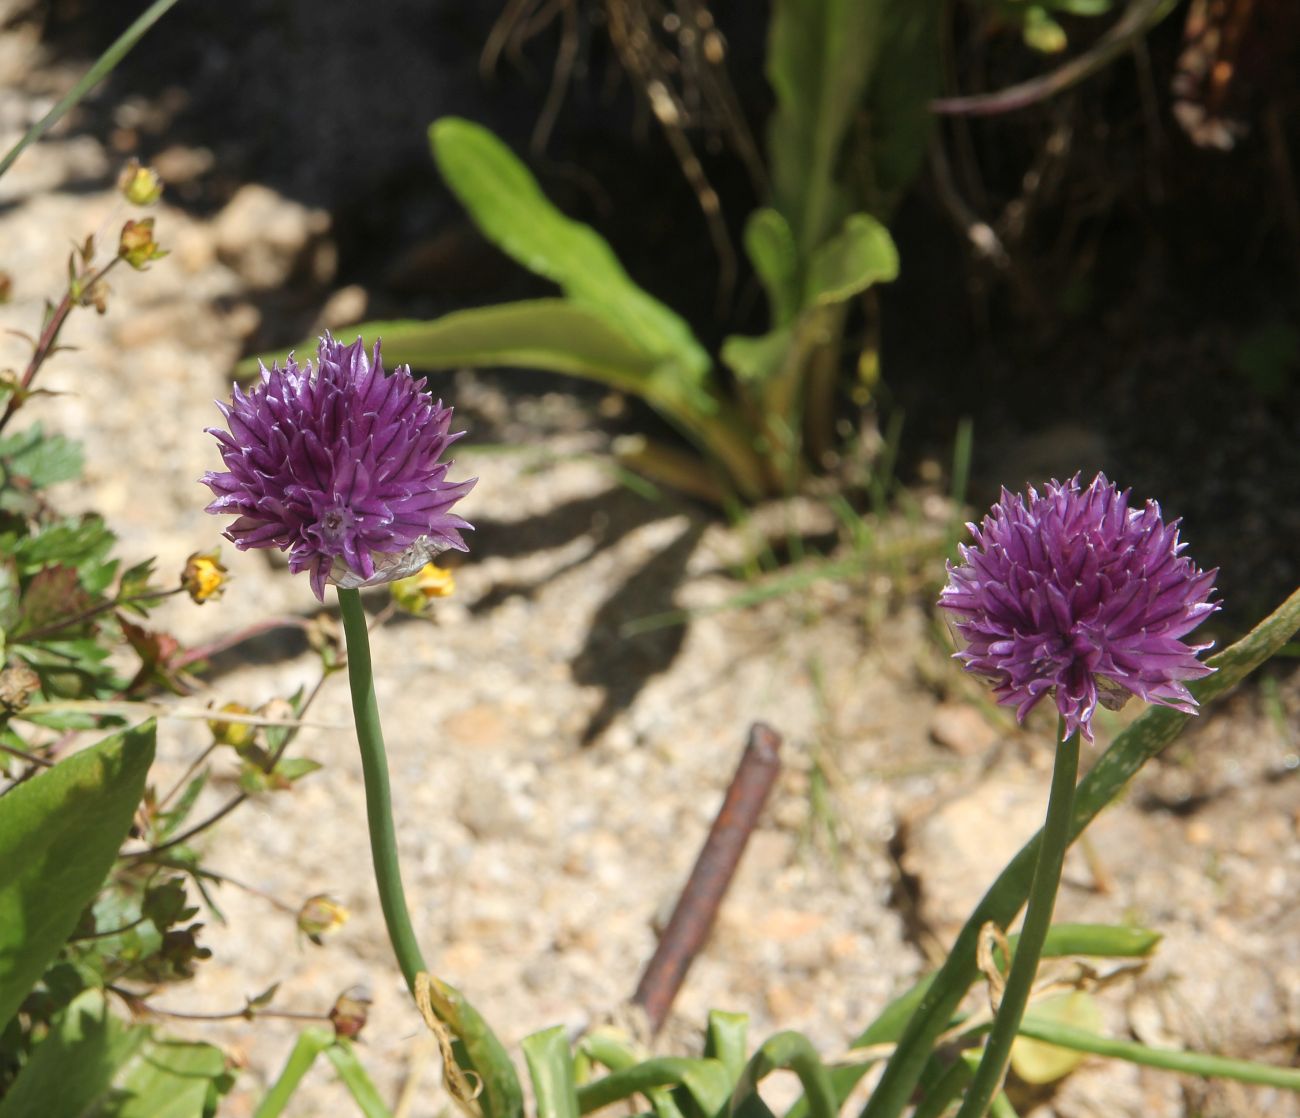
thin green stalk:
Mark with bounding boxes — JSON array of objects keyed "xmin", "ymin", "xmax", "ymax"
[
  {"xmin": 954, "ymin": 723, "xmax": 1079, "ymax": 1118},
  {"xmin": 254, "ymin": 1027, "xmax": 334, "ymax": 1118},
  {"xmin": 0, "ymin": 0, "xmax": 183, "ymax": 180},
  {"xmin": 336, "ymin": 587, "xmax": 426, "ymax": 994},
  {"xmin": 858, "ymin": 585, "xmax": 1300, "ymax": 1118},
  {"xmin": 1016, "ymin": 1017, "xmax": 1300, "ymax": 1090},
  {"xmin": 911, "ymin": 1059, "xmax": 971, "ymax": 1118}
]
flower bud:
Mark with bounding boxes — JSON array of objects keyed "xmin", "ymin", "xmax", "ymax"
[
  {"xmin": 118, "ymin": 218, "xmax": 167, "ymax": 270},
  {"xmin": 117, "ymin": 158, "xmax": 164, "ymax": 206},
  {"xmin": 207, "ymin": 702, "xmax": 256, "ymax": 751},
  {"xmin": 181, "ymin": 549, "xmax": 228, "ymax": 603},
  {"xmin": 0, "ymin": 271, "xmax": 11, "ymax": 305},
  {"xmin": 329, "ymin": 987, "xmax": 371, "ymax": 1040},
  {"xmin": 297, "ymin": 894, "xmax": 349, "ymax": 945},
  {"xmin": 390, "ymin": 562, "xmax": 456, "ymax": 616},
  {"xmin": 0, "ymin": 663, "xmax": 41, "ymax": 715}
]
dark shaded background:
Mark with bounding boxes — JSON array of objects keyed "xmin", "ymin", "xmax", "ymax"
[{"xmin": 19, "ymin": 0, "xmax": 1300, "ymax": 628}]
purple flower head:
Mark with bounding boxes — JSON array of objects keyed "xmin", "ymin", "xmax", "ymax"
[
  {"xmin": 202, "ymin": 335, "xmax": 474, "ymax": 600},
  {"xmin": 940, "ymin": 473, "xmax": 1218, "ymax": 743}
]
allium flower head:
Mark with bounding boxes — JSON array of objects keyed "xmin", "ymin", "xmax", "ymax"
[
  {"xmin": 940, "ymin": 473, "xmax": 1218, "ymax": 742},
  {"xmin": 202, "ymin": 335, "xmax": 474, "ymax": 600}
]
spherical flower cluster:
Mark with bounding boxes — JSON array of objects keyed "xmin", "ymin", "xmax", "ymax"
[
  {"xmin": 202, "ymin": 335, "xmax": 474, "ymax": 600},
  {"xmin": 940, "ymin": 474, "xmax": 1218, "ymax": 742}
]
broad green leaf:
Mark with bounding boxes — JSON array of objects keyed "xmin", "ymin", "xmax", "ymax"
[
  {"xmin": 106, "ymin": 1034, "xmax": 230, "ymax": 1118},
  {"xmin": 336, "ymin": 303, "xmax": 659, "ymax": 392},
  {"xmin": 766, "ymin": 0, "xmax": 881, "ymax": 255},
  {"xmin": 524, "ymin": 1026, "xmax": 580, "ymax": 1118},
  {"xmin": 864, "ymin": 2, "xmax": 944, "ymax": 216},
  {"xmin": 743, "ymin": 210, "xmax": 800, "ymax": 327},
  {"xmin": 0, "ymin": 721, "xmax": 156, "ymax": 1028},
  {"xmin": 860, "ymin": 585, "xmax": 1300, "ymax": 1118},
  {"xmin": 721, "ymin": 329, "xmax": 791, "ymax": 385},
  {"xmin": 429, "ymin": 118, "xmax": 709, "ymax": 380},
  {"xmin": 803, "ymin": 213, "xmax": 899, "ymax": 307},
  {"xmin": 1010, "ymin": 992, "xmax": 1102, "ymax": 1084},
  {"xmin": 0, "ymin": 989, "xmax": 147, "ymax": 1118},
  {"xmin": 331, "ymin": 304, "xmax": 718, "ymax": 423},
  {"xmin": 0, "ymin": 988, "xmax": 230, "ymax": 1118}
]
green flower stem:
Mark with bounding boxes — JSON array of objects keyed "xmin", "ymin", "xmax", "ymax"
[
  {"xmin": 858, "ymin": 587, "xmax": 1300, "ymax": 1118},
  {"xmin": 337, "ymin": 586, "xmax": 427, "ymax": 994},
  {"xmin": 953, "ymin": 722, "xmax": 1080, "ymax": 1118},
  {"xmin": 1015, "ymin": 1017, "xmax": 1300, "ymax": 1090}
]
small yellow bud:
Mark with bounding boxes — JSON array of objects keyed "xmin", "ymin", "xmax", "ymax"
[
  {"xmin": 118, "ymin": 218, "xmax": 167, "ymax": 270},
  {"xmin": 0, "ymin": 271, "xmax": 11, "ymax": 305},
  {"xmin": 298, "ymin": 894, "xmax": 349, "ymax": 945},
  {"xmin": 207, "ymin": 702, "xmax": 256, "ymax": 751},
  {"xmin": 181, "ymin": 549, "xmax": 228, "ymax": 603},
  {"xmin": 390, "ymin": 563, "xmax": 456, "ymax": 615},
  {"xmin": 118, "ymin": 158, "xmax": 164, "ymax": 206}
]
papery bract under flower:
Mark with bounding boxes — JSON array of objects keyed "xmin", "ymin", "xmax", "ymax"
[
  {"xmin": 202, "ymin": 335, "xmax": 474, "ymax": 600},
  {"xmin": 940, "ymin": 474, "xmax": 1218, "ymax": 742}
]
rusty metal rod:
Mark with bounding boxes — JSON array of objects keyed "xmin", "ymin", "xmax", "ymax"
[{"xmin": 632, "ymin": 722, "xmax": 783, "ymax": 1033}]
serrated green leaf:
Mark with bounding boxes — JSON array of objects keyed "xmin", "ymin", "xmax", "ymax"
[
  {"xmin": 429, "ymin": 118, "xmax": 709, "ymax": 380},
  {"xmin": 803, "ymin": 213, "xmax": 899, "ymax": 307},
  {"xmin": 0, "ymin": 721, "xmax": 156, "ymax": 1028},
  {"xmin": 0, "ymin": 425, "xmax": 83, "ymax": 490},
  {"xmin": 743, "ymin": 209, "xmax": 800, "ymax": 327}
]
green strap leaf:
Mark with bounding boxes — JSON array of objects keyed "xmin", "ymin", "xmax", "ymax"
[
  {"xmin": 704, "ymin": 1011, "xmax": 749, "ymax": 1086},
  {"xmin": 577, "ymin": 1058, "xmax": 728, "ymax": 1116},
  {"xmin": 524, "ymin": 1026, "xmax": 581, "ymax": 1118},
  {"xmin": 731, "ymin": 1033, "xmax": 835, "ymax": 1118},
  {"xmin": 1016, "ymin": 1014, "xmax": 1300, "ymax": 1090},
  {"xmin": 324, "ymin": 1040, "xmax": 396, "ymax": 1118},
  {"xmin": 423, "ymin": 974, "xmax": 525, "ymax": 1118},
  {"xmin": 860, "ymin": 586, "xmax": 1300, "ymax": 1118},
  {"xmin": 428, "ymin": 118, "xmax": 709, "ymax": 380},
  {"xmin": 254, "ymin": 1028, "xmax": 335, "ymax": 1118},
  {"xmin": 0, "ymin": 721, "xmax": 156, "ymax": 1028}
]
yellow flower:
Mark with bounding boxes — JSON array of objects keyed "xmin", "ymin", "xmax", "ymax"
[
  {"xmin": 390, "ymin": 562, "xmax": 456, "ymax": 615},
  {"xmin": 182, "ymin": 549, "xmax": 228, "ymax": 603}
]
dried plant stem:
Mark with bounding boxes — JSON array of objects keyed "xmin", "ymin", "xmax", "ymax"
[
  {"xmin": 337, "ymin": 586, "xmax": 427, "ymax": 995},
  {"xmin": 632, "ymin": 722, "xmax": 782, "ymax": 1032},
  {"xmin": 952, "ymin": 720, "xmax": 1079, "ymax": 1118}
]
